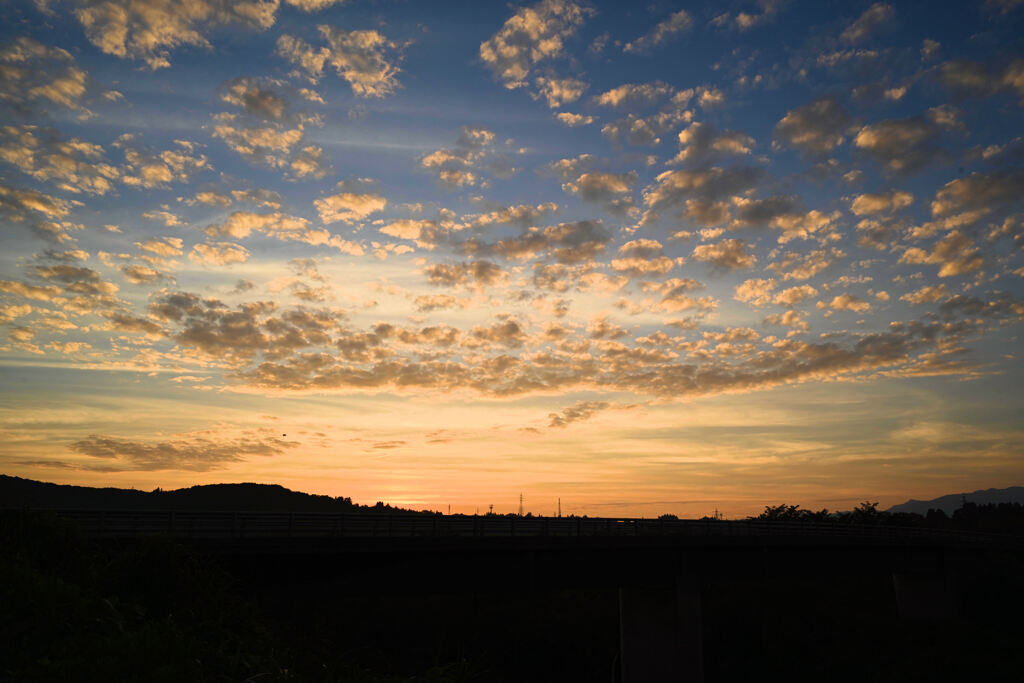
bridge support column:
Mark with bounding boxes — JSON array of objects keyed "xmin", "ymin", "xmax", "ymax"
[
  {"xmin": 619, "ymin": 575, "xmax": 703, "ymax": 683},
  {"xmin": 892, "ymin": 567, "xmax": 959, "ymax": 622}
]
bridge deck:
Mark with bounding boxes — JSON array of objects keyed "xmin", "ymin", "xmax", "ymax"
[{"xmin": 9, "ymin": 508, "xmax": 1018, "ymax": 549}]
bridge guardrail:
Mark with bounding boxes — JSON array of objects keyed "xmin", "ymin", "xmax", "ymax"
[{"xmin": 5, "ymin": 508, "xmax": 1019, "ymax": 547}]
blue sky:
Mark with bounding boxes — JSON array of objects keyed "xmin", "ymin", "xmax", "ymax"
[{"xmin": 0, "ymin": 0, "xmax": 1022, "ymax": 516}]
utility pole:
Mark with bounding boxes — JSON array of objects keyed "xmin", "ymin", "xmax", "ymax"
[
  {"xmin": 558, "ymin": 497, "xmax": 561, "ymax": 518},
  {"xmin": 518, "ymin": 493, "xmax": 523, "ymax": 517}
]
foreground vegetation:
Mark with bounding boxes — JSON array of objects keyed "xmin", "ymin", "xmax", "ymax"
[
  {"xmin": 751, "ymin": 499, "xmax": 1024, "ymax": 534},
  {"xmin": 3, "ymin": 484, "xmax": 1024, "ymax": 681},
  {"xmin": 0, "ymin": 510, "xmax": 478, "ymax": 682}
]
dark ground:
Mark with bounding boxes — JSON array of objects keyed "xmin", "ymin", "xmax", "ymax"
[{"xmin": 3, "ymin": 509, "xmax": 1024, "ymax": 682}]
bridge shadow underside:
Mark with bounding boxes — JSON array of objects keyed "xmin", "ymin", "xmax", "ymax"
[{"xmin": 198, "ymin": 531, "xmax": 995, "ymax": 682}]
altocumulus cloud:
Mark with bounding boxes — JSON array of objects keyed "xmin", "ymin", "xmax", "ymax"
[
  {"xmin": 67, "ymin": 432, "xmax": 299, "ymax": 471},
  {"xmin": 0, "ymin": 0, "xmax": 1022, "ymax": 501}
]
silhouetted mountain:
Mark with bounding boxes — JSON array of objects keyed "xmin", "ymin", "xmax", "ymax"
[
  {"xmin": 888, "ymin": 486, "xmax": 1024, "ymax": 515},
  {"xmin": 0, "ymin": 474, "xmax": 422, "ymax": 513}
]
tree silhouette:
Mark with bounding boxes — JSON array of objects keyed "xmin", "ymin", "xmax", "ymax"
[{"xmin": 851, "ymin": 500, "xmax": 880, "ymax": 523}]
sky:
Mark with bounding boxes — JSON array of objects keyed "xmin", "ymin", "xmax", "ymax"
[{"xmin": 0, "ymin": 0, "xmax": 1022, "ymax": 518}]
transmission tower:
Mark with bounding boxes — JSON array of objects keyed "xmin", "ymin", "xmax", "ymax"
[{"xmin": 518, "ymin": 492, "xmax": 523, "ymax": 516}]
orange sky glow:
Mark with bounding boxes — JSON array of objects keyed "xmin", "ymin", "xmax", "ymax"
[{"xmin": 1, "ymin": 0, "xmax": 1022, "ymax": 517}]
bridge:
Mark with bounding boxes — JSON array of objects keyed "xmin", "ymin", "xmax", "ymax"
[
  {"xmin": 24, "ymin": 508, "xmax": 1022, "ymax": 682},
  {"xmin": 41, "ymin": 507, "xmax": 1016, "ymax": 544}
]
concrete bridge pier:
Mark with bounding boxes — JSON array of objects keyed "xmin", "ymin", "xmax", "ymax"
[{"xmin": 619, "ymin": 575, "xmax": 704, "ymax": 683}]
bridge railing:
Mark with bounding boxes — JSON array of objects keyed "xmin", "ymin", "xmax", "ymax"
[{"xmin": 12, "ymin": 508, "xmax": 1017, "ymax": 546}]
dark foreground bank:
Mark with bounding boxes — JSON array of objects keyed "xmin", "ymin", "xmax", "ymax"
[{"xmin": 2, "ymin": 509, "xmax": 1023, "ymax": 682}]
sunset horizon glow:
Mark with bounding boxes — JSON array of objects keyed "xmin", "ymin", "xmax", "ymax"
[{"xmin": 1, "ymin": 0, "xmax": 1022, "ymax": 519}]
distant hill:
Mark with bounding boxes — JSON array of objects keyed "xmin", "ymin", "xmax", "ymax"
[
  {"xmin": 887, "ymin": 486, "xmax": 1024, "ymax": 516},
  {"xmin": 0, "ymin": 474, "xmax": 423, "ymax": 514}
]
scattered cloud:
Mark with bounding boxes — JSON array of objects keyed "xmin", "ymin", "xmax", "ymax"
[
  {"xmin": 939, "ymin": 58, "xmax": 1024, "ymax": 104},
  {"xmin": 899, "ymin": 230, "xmax": 984, "ymax": 277},
  {"xmin": 710, "ymin": 0, "xmax": 780, "ymax": 32},
  {"xmin": 315, "ymin": 190, "xmax": 386, "ymax": 223},
  {"xmin": 479, "ymin": 0, "xmax": 592, "ymax": 88},
  {"xmin": 69, "ymin": 432, "xmax": 297, "ymax": 471},
  {"xmin": 70, "ymin": 0, "xmax": 278, "ymax": 70},
  {"xmin": 285, "ymin": 0, "xmax": 346, "ymax": 11},
  {"xmin": 734, "ymin": 278, "xmax": 776, "ymax": 307},
  {"xmin": 840, "ymin": 3, "xmax": 895, "ymax": 45},
  {"xmin": 930, "ymin": 170, "xmax": 1024, "ymax": 217},
  {"xmin": 0, "ymin": 36, "xmax": 90, "ymax": 113},
  {"xmin": 278, "ymin": 25, "xmax": 406, "ymax": 97},
  {"xmin": 671, "ymin": 121, "xmax": 755, "ymax": 165},
  {"xmin": 850, "ymin": 190, "xmax": 914, "ymax": 215},
  {"xmin": 421, "ymin": 126, "xmax": 515, "ymax": 188},
  {"xmin": 611, "ymin": 239, "xmax": 675, "ymax": 276},
  {"xmin": 623, "ymin": 10, "xmax": 692, "ymax": 54},
  {"xmin": 562, "ymin": 171, "xmax": 636, "ymax": 214},
  {"xmin": 533, "ymin": 76, "xmax": 587, "ymax": 108},
  {"xmin": 189, "ymin": 241, "xmax": 250, "ymax": 266},
  {"xmin": 853, "ymin": 106, "xmax": 961, "ymax": 175},
  {"xmin": 693, "ymin": 239, "xmax": 757, "ymax": 270},
  {"xmin": 205, "ymin": 211, "xmax": 363, "ymax": 254},
  {"xmin": 555, "ymin": 112, "xmax": 595, "ymax": 126},
  {"xmin": 594, "ymin": 82, "xmax": 674, "ymax": 110},
  {"xmin": 548, "ymin": 400, "xmax": 610, "ymax": 427},
  {"xmin": 826, "ymin": 293, "xmax": 871, "ymax": 313},
  {"xmin": 900, "ymin": 284, "xmax": 949, "ymax": 304},
  {"xmin": 423, "ymin": 260, "xmax": 505, "ymax": 289},
  {"xmin": 774, "ymin": 96, "xmax": 852, "ymax": 157}
]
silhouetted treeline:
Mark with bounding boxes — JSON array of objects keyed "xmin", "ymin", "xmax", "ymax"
[
  {"xmin": 0, "ymin": 475, "xmax": 434, "ymax": 515},
  {"xmin": 8, "ymin": 474, "xmax": 1024, "ymax": 536},
  {"xmin": 753, "ymin": 500, "xmax": 1024, "ymax": 535},
  {"xmin": 926, "ymin": 500, "xmax": 1024, "ymax": 535}
]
